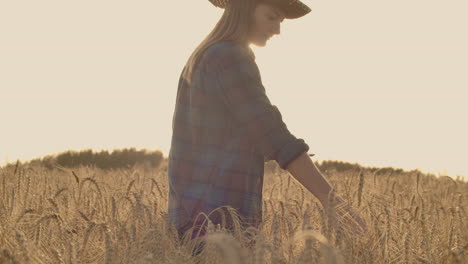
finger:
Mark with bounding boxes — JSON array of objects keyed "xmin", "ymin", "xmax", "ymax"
[
  {"xmin": 339, "ymin": 220, "xmax": 364, "ymax": 238},
  {"xmin": 329, "ymin": 204, "xmax": 368, "ymax": 236},
  {"xmin": 335, "ymin": 206, "xmax": 368, "ymax": 232},
  {"xmin": 335, "ymin": 213, "xmax": 366, "ymax": 236},
  {"xmin": 340, "ymin": 213, "xmax": 367, "ymax": 235}
]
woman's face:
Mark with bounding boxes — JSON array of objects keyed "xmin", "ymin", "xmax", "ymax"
[{"xmin": 248, "ymin": 3, "xmax": 285, "ymax": 47}]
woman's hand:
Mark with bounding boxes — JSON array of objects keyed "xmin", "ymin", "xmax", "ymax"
[
  {"xmin": 321, "ymin": 194, "xmax": 368, "ymax": 237},
  {"xmin": 283, "ymin": 152, "xmax": 368, "ymax": 236}
]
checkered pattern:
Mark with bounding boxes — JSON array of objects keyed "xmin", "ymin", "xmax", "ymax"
[{"xmin": 168, "ymin": 41, "xmax": 310, "ymax": 237}]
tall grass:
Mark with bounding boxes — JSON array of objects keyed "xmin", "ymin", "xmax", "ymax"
[{"xmin": 0, "ymin": 160, "xmax": 466, "ymax": 263}]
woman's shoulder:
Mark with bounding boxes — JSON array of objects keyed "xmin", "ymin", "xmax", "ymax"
[
  {"xmin": 204, "ymin": 41, "xmax": 251, "ymax": 61},
  {"xmin": 206, "ymin": 41, "xmax": 243, "ymax": 53},
  {"xmin": 201, "ymin": 41, "xmax": 255, "ymax": 70}
]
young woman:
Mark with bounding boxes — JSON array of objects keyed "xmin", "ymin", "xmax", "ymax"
[{"xmin": 168, "ymin": 0, "xmax": 368, "ymax": 252}]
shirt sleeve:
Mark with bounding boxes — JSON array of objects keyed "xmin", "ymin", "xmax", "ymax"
[{"xmin": 207, "ymin": 44, "xmax": 311, "ymax": 170}]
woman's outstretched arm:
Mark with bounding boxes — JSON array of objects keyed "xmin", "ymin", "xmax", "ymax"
[
  {"xmin": 285, "ymin": 152, "xmax": 333, "ymax": 204},
  {"xmin": 285, "ymin": 152, "xmax": 368, "ymax": 235}
]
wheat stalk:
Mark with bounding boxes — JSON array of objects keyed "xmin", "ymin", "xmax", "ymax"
[{"xmin": 357, "ymin": 170, "xmax": 364, "ymax": 207}]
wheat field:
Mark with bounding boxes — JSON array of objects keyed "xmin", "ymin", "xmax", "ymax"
[{"xmin": 0, "ymin": 159, "xmax": 466, "ymax": 263}]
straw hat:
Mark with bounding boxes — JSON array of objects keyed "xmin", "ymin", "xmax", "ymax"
[{"xmin": 208, "ymin": 0, "xmax": 312, "ymax": 19}]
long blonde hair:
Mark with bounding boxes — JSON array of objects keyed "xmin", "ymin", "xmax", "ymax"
[{"xmin": 182, "ymin": 0, "xmax": 259, "ymax": 85}]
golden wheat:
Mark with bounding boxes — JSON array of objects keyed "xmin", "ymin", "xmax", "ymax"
[{"xmin": 0, "ymin": 161, "xmax": 466, "ymax": 263}]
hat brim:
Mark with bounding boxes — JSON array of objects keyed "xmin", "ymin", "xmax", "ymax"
[{"xmin": 208, "ymin": 0, "xmax": 312, "ymax": 19}]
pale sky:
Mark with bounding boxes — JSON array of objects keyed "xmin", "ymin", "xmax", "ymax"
[{"xmin": 1, "ymin": 1, "xmax": 467, "ymax": 179}]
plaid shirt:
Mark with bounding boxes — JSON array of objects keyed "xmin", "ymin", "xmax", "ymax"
[{"xmin": 168, "ymin": 41, "xmax": 310, "ymax": 237}]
